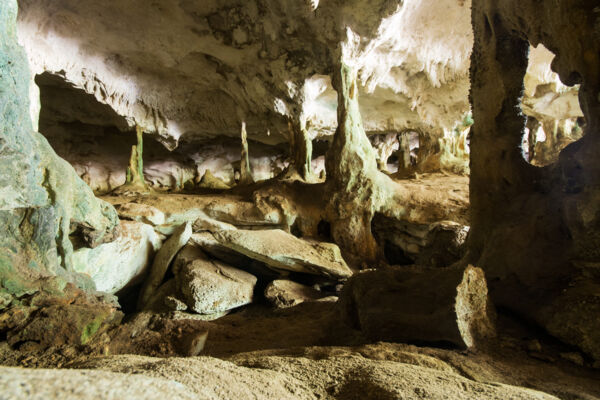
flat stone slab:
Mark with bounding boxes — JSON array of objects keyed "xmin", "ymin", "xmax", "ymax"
[{"xmin": 212, "ymin": 229, "xmax": 353, "ymax": 280}]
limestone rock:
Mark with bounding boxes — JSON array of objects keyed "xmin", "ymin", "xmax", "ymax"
[
  {"xmin": 203, "ymin": 199, "xmax": 286, "ymax": 229},
  {"xmin": 72, "ymin": 221, "xmax": 162, "ymax": 294},
  {"xmin": 0, "ymin": 366, "xmax": 197, "ymax": 400},
  {"xmin": 138, "ymin": 222, "xmax": 192, "ymax": 309},
  {"xmin": 177, "ymin": 253, "xmax": 257, "ymax": 315},
  {"xmin": 372, "ymin": 215, "xmax": 469, "ymax": 267},
  {"xmin": 265, "ymin": 280, "xmax": 337, "ymax": 309},
  {"xmin": 213, "ymin": 229, "xmax": 353, "ymax": 279},
  {"xmin": 72, "ymin": 353, "xmax": 561, "ymax": 400},
  {"xmin": 2, "ymin": 279, "xmax": 123, "ymax": 348},
  {"xmin": 115, "ymin": 203, "xmax": 165, "ymax": 226},
  {"xmin": 0, "ymin": 0, "xmax": 118, "ymax": 297},
  {"xmin": 340, "ymin": 266, "xmax": 496, "ymax": 348},
  {"xmin": 198, "ymin": 170, "xmax": 230, "ymax": 190}
]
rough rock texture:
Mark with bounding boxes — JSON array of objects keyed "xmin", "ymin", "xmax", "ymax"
[
  {"xmin": 213, "ymin": 229, "xmax": 353, "ymax": 279},
  {"xmin": 467, "ymin": 0, "xmax": 600, "ymax": 361},
  {"xmin": 115, "ymin": 203, "xmax": 165, "ymax": 226},
  {"xmin": 72, "ymin": 221, "xmax": 162, "ymax": 294},
  {"xmin": 16, "ymin": 0, "xmax": 463, "ymax": 147},
  {"xmin": 340, "ymin": 266, "xmax": 496, "ymax": 348},
  {"xmin": 264, "ymin": 279, "xmax": 336, "ymax": 309},
  {"xmin": 0, "ymin": 366, "xmax": 198, "ymax": 400},
  {"xmin": 137, "ymin": 222, "xmax": 192, "ymax": 309},
  {"xmin": 372, "ymin": 216, "xmax": 469, "ymax": 267},
  {"xmin": 0, "ymin": 0, "xmax": 118, "ymax": 299},
  {"xmin": 62, "ymin": 353, "xmax": 560, "ymax": 400},
  {"xmin": 0, "ymin": 278, "xmax": 122, "ymax": 349},
  {"xmin": 177, "ymin": 253, "xmax": 257, "ymax": 315}
]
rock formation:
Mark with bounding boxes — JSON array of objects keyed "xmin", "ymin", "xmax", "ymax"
[{"xmin": 1, "ymin": 0, "xmax": 599, "ymax": 398}]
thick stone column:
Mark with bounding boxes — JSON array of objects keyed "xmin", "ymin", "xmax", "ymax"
[{"xmin": 325, "ymin": 62, "xmax": 384, "ymax": 266}]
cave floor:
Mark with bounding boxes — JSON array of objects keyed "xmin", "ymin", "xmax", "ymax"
[
  {"xmin": 0, "ymin": 302, "xmax": 599, "ymax": 399},
  {"xmin": 1, "ymin": 173, "xmax": 598, "ymax": 399}
]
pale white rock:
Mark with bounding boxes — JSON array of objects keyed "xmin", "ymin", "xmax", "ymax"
[{"xmin": 72, "ymin": 221, "xmax": 162, "ymax": 294}]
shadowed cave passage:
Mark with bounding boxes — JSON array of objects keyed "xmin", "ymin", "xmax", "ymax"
[{"xmin": 0, "ymin": 0, "xmax": 599, "ymax": 399}]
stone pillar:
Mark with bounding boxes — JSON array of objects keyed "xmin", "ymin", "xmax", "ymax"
[
  {"xmin": 325, "ymin": 62, "xmax": 383, "ymax": 266},
  {"xmin": 126, "ymin": 125, "xmax": 148, "ymax": 189},
  {"xmin": 239, "ymin": 122, "xmax": 254, "ymax": 185},
  {"xmin": 287, "ymin": 119, "xmax": 313, "ymax": 180}
]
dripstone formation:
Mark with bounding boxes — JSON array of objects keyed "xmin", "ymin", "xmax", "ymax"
[{"xmin": 0, "ymin": 0, "xmax": 599, "ymax": 399}]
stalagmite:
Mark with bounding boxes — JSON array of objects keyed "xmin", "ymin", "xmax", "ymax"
[
  {"xmin": 324, "ymin": 62, "xmax": 394, "ymax": 266},
  {"xmin": 287, "ymin": 120, "xmax": 313, "ymax": 180},
  {"xmin": 113, "ymin": 125, "xmax": 152, "ymax": 195},
  {"xmin": 238, "ymin": 122, "xmax": 254, "ymax": 185}
]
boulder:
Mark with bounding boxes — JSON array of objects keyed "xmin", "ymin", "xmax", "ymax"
[
  {"xmin": 265, "ymin": 280, "xmax": 337, "ymax": 309},
  {"xmin": 177, "ymin": 252, "xmax": 257, "ymax": 314},
  {"xmin": 340, "ymin": 265, "xmax": 496, "ymax": 348},
  {"xmin": 115, "ymin": 203, "xmax": 165, "ymax": 226},
  {"xmin": 138, "ymin": 222, "xmax": 192, "ymax": 309},
  {"xmin": 212, "ymin": 229, "xmax": 353, "ymax": 280},
  {"xmin": 72, "ymin": 221, "xmax": 162, "ymax": 294},
  {"xmin": 198, "ymin": 169, "xmax": 230, "ymax": 190}
]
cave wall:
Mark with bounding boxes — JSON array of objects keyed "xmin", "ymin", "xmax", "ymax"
[
  {"xmin": 468, "ymin": 0, "xmax": 600, "ymax": 360},
  {"xmin": 0, "ymin": 0, "xmax": 119, "ymax": 303}
]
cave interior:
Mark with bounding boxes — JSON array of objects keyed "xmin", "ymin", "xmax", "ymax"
[{"xmin": 0, "ymin": 0, "xmax": 599, "ymax": 398}]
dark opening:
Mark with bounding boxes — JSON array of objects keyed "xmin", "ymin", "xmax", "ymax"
[{"xmin": 317, "ymin": 220, "xmax": 332, "ymax": 241}]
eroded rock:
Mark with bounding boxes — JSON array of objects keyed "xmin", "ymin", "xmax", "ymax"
[
  {"xmin": 340, "ymin": 266, "xmax": 496, "ymax": 348},
  {"xmin": 177, "ymin": 253, "xmax": 257, "ymax": 315},
  {"xmin": 72, "ymin": 221, "xmax": 162, "ymax": 294},
  {"xmin": 115, "ymin": 203, "xmax": 165, "ymax": 226},
  {"xmin": 138, "ymin": 222, "xmax": 192, "ymax": 309},
  {"xmin": 265, "ymin": 280, "xmax": 337, "ymax": 309}
]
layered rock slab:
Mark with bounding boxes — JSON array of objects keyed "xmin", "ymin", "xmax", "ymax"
[
  {"xmin": 212, "ymin": 229, "xmax": 353, "ymax": 279},
  {"xmin": 340, "ymin": 266, "xmax": 496, "ymax": 348}
]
